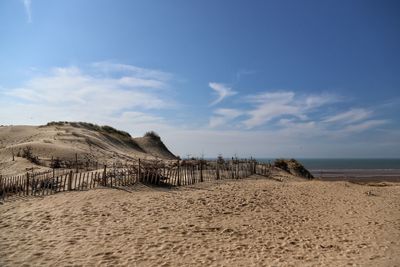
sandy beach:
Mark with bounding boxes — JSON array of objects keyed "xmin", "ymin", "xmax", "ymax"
[
  {"xmin": 1, "ymin": 176, "xmax": 399, "ymax": 267},
  {"xmin": 2, "ymin": 0, "xmax": 400, "ymax": 265}
]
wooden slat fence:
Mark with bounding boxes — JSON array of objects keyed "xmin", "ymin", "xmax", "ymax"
[{"xmin": 0, "ymin": 159, "xmax": 271, "ymax": 201}]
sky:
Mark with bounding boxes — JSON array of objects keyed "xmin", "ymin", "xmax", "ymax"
[{"xmin": 1, "ymin": 0, "xmax": 400, "ymax": 158}]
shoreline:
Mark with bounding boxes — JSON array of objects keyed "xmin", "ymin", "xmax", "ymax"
[{"xmin": 310, "ymin": 169, "xmax": 400, "ymax": 183}]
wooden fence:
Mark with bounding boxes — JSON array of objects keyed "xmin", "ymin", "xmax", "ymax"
[{"xmin": 0, "ymin": 159, "xmax": 271, "ymax": 201}]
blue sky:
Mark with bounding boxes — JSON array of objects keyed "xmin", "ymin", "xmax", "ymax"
[{"xmin": 1, "ymin": 0, "xmax": 400, "ymax": 158}]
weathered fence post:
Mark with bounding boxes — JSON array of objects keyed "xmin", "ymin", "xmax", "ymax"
[
  {"xmin": 75, "ymin": 153, "xmax": 78, "ymax": 173},
  {"xmin": 137, "ymin": 159, "xmax": 141, "ymax": 183},
  {"xmin": 216, "ymin": 161, "xmax": 220, "ymax": 180},
  {"xmin": 200, "ymin": 160, "xmax": 203, "ymax": 182},
  {"xmin": 68, "ymin": 170, "xmax": 73, "ymax": 191},
  {"xmin": 111, "ymin": 163, "xmax": 115, "ymax": 188},
  {"xmin": 26, "ymin": 173, "xmax": 30, "ymax": 195},
  {"xmin": 103, "ymin": 165, "xmax": 107, "ymax": 186},
  {"xmin": 0, "ymin": 175, "xmax": 2, "ymax": 200},
  {"xmin": 177, "ymin": 159, "xmax": 181, "ymax": 186}
]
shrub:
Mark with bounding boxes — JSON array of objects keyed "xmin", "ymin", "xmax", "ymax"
[
  {"xmin": 81, "ymin": 122, "xmax": 101, "ymax": 132},
  {"xmin": 42, "ymin": 121, "xmax": 131, "ymax": 138},
  {"xmin": 273, "ymin": 158, "xmax": 314, "ymax": 179},
  {"xmin": 273, "ymin": 158, "xmax": 289, "ymax": 171},
  {"xmin": 101, "ymin": 125, "xmax": 131, "ymax": 138},
  {"xmin": 144, "ymin": 131, "xmax": 160, "ymax": 140},
  {"xmin": 217, "ymin": 154, "xmax": 225, "ymax": 164},
  {"xmin": 50, "ymin": 157, "xmax": 62, "ymax": 169},
  {"xmin": 22, "ymin": 146, "xmax": 33, "ymax": 159},
  {"xmin": 22, "ymin": 146, "xmax": 40, "ymax": 164},
  {"xmin": 45, "ymin": 121, "xmax": 65, "ymax": 127}
]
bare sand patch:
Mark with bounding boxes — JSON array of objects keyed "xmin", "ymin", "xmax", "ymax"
[{"xmin": 1, "ymin": 176, "xmax": 399, "ymax": 266}]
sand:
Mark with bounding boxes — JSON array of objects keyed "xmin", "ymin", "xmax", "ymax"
[
  {"xmin": 0, "ymin": 124, "xmax": 176, "ymax": 176},
  {"xmin": 1, "ymin": 176, "xmax": 399, "ymax": 266}
]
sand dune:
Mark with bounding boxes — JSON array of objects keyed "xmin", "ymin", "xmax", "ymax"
[
  {"xmin": 1, "ymin": 176, "xmax": 399, "ymax": 266},
  {"xmin": 0, "ymin": 123, "xmax": 176, "ymax": 176}
]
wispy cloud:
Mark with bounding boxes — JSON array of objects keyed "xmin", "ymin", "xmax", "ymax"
[
  {"xmin": 23, "ymin": 0, "xmax": 32, "ymax": 23},
  {"xmin": 209, "ymin": 82, "xmax": 237, "ymax": 106},
  {"xmin": 209, "ymin": 108, "xmax": 243, "ymax": 128},
  {"xmin": 243, "ymin": 91, "xmax": 337, "ymax": 128},
  {"xmin": 341, "ymin": 120, "xmax": 388, "ymax": 133},
  {"xmin": 244, "ymin": 92, "xmax": 299, "ymax": 128},
  {"xmin": 304, "ymin": 94, "xmax": 339, "ymax": 109},
  {"xmin": 207, "ymin": 87, "xmax": 388, "ymax": 138},
  {"xmin": 324, "ymin": 108, "xmax": 372, "ymax": 124},
  {"xmin": 0, "ymin": 63, "xmax": 176, "ymax": 134},
  {"xmin": 91, "ymin": 61, "xmax": 172, "ymax": 82},
  {"xmin": 0, "ymin": 64, "xmax": 396, "ymax": 157},
  {"xmin": 6, "ymin": 66, "xmax": 170, "ymax": 108}
]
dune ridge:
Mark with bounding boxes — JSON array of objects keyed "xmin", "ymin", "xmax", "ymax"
[{"xmin": 0, "ymin": 123, "xmax": 176, "ymax": 176}]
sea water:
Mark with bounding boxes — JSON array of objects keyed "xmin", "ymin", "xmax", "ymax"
[{"xmin": 257, "ymin": 158, "xmax": 400, "ymax": 181}]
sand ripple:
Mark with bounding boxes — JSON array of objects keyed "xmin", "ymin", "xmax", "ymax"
[{"xmin": 1, "ymin": 177, "xmax": 399, "ymax": 266}]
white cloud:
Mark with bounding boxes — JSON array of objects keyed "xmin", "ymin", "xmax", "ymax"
[
  {"xmin": 204, "ymin": 87, "xmax": 388, "ymax": 148},
  {"xmin": 242, "ymin": 91, "xmax": 336, "ymax": 128},
  {"xmin": 117, "ymin": 76, "xmax": 164, "ymax": 89},
  {"xmin": 221, "ymin": 89, "xmax": 387, "ymax": 138},
  {"xmin": 305, "ymin": 95, "xmax": 339, "ymax": 110},
  {"xmin": 209, "ymin": 108, "xmax": 243, "ymax": 128},
  {"xmin": 5, "ymin": 65, "xmax": 170, "ymax": 109},
  {"xmin": 245, "ymin": 91, "xmax": 295, "ymax": 104},
  {"xmin": 278, "ymin": 118, "xmax": 317, "ymax": 130},
  {"xmin": 0, "ymin": 65, "xmax": 396, "ymax": 158},
  {"xmin": 0, "ymin": 64, "xmax": 176, "ymax": 135},
  {"xmin": 341, "ymin": 120, "xmax": 388, "ymax": 133},
  {"xmin": 209, "ymin": 82, "xmax": 237, "ymax": 106},
  {"xmin": 91, "ymin": 61, "xmax": 172, "ymax": 81},
  {"xmin": 324, "ymin": 108, "xmax": 372, "ymax": 124},
  {"xmin": 23, "ymin": 0, "xmax": 32, "ymax": 23}
]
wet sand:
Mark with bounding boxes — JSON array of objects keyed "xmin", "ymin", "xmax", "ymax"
[{"xmin": 311, "ymin": 169, "xmax": 400, "ymax": 183}]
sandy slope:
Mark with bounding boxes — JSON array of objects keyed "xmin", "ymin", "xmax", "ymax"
[
  {"xmin": 1, "ymin": 176, "xmax": 399, "ymax": 267},
  {"xmin": 0, "ymin": 124, "xmax": 176, "ymax": 176}
]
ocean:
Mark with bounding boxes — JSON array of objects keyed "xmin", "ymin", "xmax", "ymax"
[{"xmin": 257, "ymin": 158, "xmax": 400, "ymax": 182}]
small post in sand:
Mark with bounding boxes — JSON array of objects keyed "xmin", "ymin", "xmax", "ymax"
[
  {"xmin": 177, "ymin": 159, "xmax": 181, "ymax": 186},
  {"xmin": 103, "ymin": 165, "xmax": 107, "ymax": 186},
  {"xmin": 75, "ymin": 153, "xmax": 78, "ymax": 173},
  {"xmin": 68, "ymin": 170, "xmax": 73, "ymax": 191},
  {"xmin": 216, "ymin": 161, "xmax": 220, "ymax": 180},
  {"xmin": 137, "ymin": 158, "xmax": 141, "ymax": 183},
  {"xmin": 24, "ymin": 173, "xmax": 29, "ymax": 196},
  {"xmin": 200, "ymin": 160, "xmax": 203, "ymax": 182}
]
